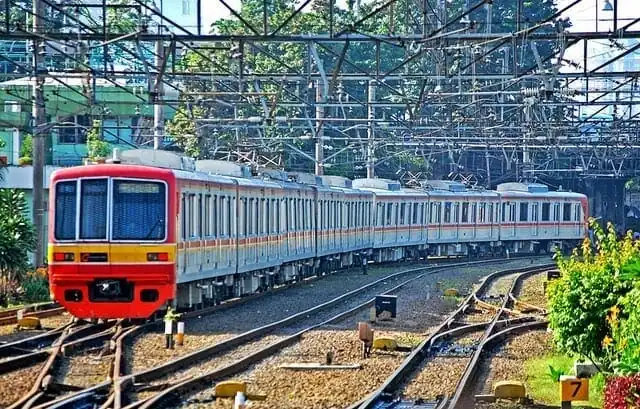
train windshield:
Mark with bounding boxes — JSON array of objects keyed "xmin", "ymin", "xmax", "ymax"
[{"xmin": 112, "ymin": 180, "xmax": 166, "ymax": 241}]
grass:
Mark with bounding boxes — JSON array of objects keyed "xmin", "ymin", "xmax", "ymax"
[{"xmin": 524, "ymin": 353, "xmax": 605, "ymax": 408}]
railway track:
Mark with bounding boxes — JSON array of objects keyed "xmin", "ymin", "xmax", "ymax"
[
  {"xmin": 0, "ymin": 320, "xmax": 129, "ymax": 409},
  {"xmin": 350, "ymin": 265, "xmax": 552, "ymax": 409},
  {"xmin": 124, "ymin": 258, "xmax": 551, "ymax": 409},
  {"xmin": 2, "ymin": 256, "xmax": 551, "ymax": 409},
  {"xmin": 0, "ymin": 304, "xmax": 64, "ymax": 327}
]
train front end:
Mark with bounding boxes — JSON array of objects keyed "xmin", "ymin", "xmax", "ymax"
[{"xmin": 48, "ymin": 165, "xmax": 177, "ymax": 319}]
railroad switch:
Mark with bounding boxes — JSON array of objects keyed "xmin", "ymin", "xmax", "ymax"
[
  {"xmin": 214, "ymin": 381, "xmax": 266, "ymax": 401},
  {"xmin": 16, "ymin": 317, "xmax": 42, "ymax": 331}
]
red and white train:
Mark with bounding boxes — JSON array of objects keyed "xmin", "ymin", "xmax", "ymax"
[{"xmin": 48, "ymin": 150, "xmax": 588, "ymax": 319}]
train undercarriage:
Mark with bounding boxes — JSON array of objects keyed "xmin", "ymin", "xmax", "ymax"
[{"xmin": 170, "ymin": 238, "xmax": 577, "ymax": 311}]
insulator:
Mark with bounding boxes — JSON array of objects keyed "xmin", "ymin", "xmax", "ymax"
[{"xmin": 521, "ymin": 88, "xmax": 540, "ymax": 97}]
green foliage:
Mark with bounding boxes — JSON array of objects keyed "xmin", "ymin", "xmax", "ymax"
[
  {"xmin": 548, "ymin": 220, "xmax": 640, "ymax": 371},
  {"xmin": 20, "ymin": 134, "xmax": 32, "ymax": 159},
  {"xmin": 86, "ymin": 120, "xmax": 111, "ymax": 160},
  {"xmin": 548, "ymin": 365, "xmax": 566, "ymax": 382},
  {"xmin": 0, "ymin": 189, "xmax": 36, "ymax": 306},
  {"xmin": 21, "ymin": 272, "xmax": 49, "ymax": 303}
]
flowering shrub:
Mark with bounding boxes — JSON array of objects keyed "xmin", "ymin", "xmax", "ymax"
[
  {"xmin": 604, "ymin": 374, "xmax": 640, "ymax": 409},
  {"xmin": 548, "ymin": 220, "xmax": 637, "ymax": 371}
]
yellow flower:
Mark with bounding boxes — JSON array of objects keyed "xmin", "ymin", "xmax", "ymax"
[{"xmin": 602, "ymin": 335, "xmax": 613, "ymax": 347}]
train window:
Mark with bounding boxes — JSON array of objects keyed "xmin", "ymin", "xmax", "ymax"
[
  {"xmin": 79, "ymin": 179, "xmax": 108, "ymax": 240},
  {"xmin": 275, "ymin": 199, "xmax": 281, "ymax": 233},
  {"xmin": 574, "ymin": 203, "xmax": 581, "ymax": 221},
  {"xmin": 478, "ymin": 203, "xmax": 485, "ymax": 223},
  {"xmin": 442, "ymin": 202, "xmax": 451, "ymax": 223},
  {"xmin": 241, "ymin": 198, "xmax": 247, "ymax": 237},
  {"xmin": 541, "ymin": 203, "xmax": 550, "ymax": 221},
  {"xmin": 54, "ymin": 181, "xmax": 78, "ymax": 240},
  {"xmin": 553, "ymin": 203, "xmax": 560, "ymax": 221},
  {"xmin": 385, "ymin": 203, "xmax": 392, "ymax": 225},
  {"xmin": 502, "ymin": 203, "xmax": 507, "ymax": 222},
  {"xmin": 519, "ymin": 202, "xmax": 528, "ymax": 222},
  {"xmin": 259, "ymin": 198, "xmax": 265, "ymax": 235},
  {"xmin": 111, "ymin": 180, "xmax": 166, "ymax": 241},
  {"xmin": 461, "ymin": 202, "xmax": 469, "ymax": 223},
  {"xmin": 399, "ymin": 203, "xmax": 405, "ymax": 225},
  {"xmin": 532, "ymin": 203, "xmax": 539, "ymax": 222},
  {"xmin": 197, "ymin": 195, "xmax": 203, "ymax": 238},
  {"xmin": 563, "ymin": 203, "xmax": 571, "ymax": 221},
  {"xmin": 189, "ymin": 194, "xmax": 196, "ymax": 237},
  {"xmin": 453, "ymin": 203, "xmax": 460, "ymax": 223},
  {"xmin": 509, "ymin": 203, "xmax": 516, "ymax": 222},
  {"xmin": 204, "ymin": 195, "xmax": 211, "ymax": 237},
  {"xmin": 283, "ymin": 198, "xmax": 289, "ymax": 232},
  {"xmin": 264, "ymin": 199, "xmax": 270, "ymax": 234},
  {"xmin": 228, "ymin": 196, "xmax": 232, "ymax": 237},
  {"xmin": 181, "ymin": 194, "xmax": 187, "ymax": 240},
  {"xmin": 254, "ymin": 198, "xmax": 260, "ymax": 235},
  {"xmin": 470, "ymin": 203, "xmax": 477, "ymax": 223}
]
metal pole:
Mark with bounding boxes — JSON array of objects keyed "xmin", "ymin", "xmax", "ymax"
[
  {"xmin": 315, "ymin": 81, "xmax": 324, "ymax": 175},
  {"xmin": 32, "ymin": 0, "xmax": 45, "ymax": 267},
  {"xmin": 153, "ymin": 20, "xmax": 164, "ymax": 150},
  {"xmin": 367, "ymin": 80, "xmax": 375, "ymax": 179}
]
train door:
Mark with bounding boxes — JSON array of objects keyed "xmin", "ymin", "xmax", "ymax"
[
  {"xmin": 574, "ymin": 203, "xmax": 582, "ymax": 235},
  {"xmin": 281, "ymin": 198, "xmax": 289, "ymax": 260},
  {"xmin": 431, "ymin": 201, "xmax": 441, "ymax": 240},
  {"xmin": 181, "ymin": 192, "xmax": 188, "ymax": 273},
  {"xmin": 553, "ymin": 203, "xmax": 561, "ymax": 236},
  {"xmin": 470, "ymin": 201, "xmax": 477, "ymax": 240},
  {"xmin": 531, "ymin": 202, "xmax": 539, "ymax": 236}
]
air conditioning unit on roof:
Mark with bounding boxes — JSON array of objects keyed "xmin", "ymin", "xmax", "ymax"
[
  {"xmin": 352, "ymin": 178, "xmax": 401, "ymax": 191},
  {"xmin": 423, "ymin": 180, "xmax": 466, "ymax": 192},
  {"xmin": 196, "ymin": 160, "xmax": 251, "ymax": 178},
  {"xmin": 497, "ymin": 182, "xmax": 549, "ymax": 193},
  {"xmin": 320, "ymin": 175, "xmax": 352, "ymax": 188},
  {"xmin": 117, "ymin": 149, "xmax": 196, "ymax": 171}
]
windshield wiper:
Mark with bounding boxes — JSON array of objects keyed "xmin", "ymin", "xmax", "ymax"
[{"xmin": 144, "ymin": 218, "xmax": 163, "ymax": 239}]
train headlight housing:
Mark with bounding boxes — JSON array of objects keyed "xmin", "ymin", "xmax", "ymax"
[
  {"xmin": 53, "ymin": 252, "xmax": 75, "ymax": 261},
  {"xmin": 147, "ymin": 252, "xmax": 169, "ymax": 262}
]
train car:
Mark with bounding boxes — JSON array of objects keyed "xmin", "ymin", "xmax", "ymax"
[
  {"xmin": 313, "ymin": 175, "xmax": 374, "ymax": 269},
  {"xmin": 352, "ymin": 178, "xmax": 429, "ymax": 262},
  {"xmin": 496, "ymin": 182, "xmax": 588, "ymax": 253},
  {"xmin": 423, "ymin": 181, "xmax": 501, "ymax": 257},
  {"xmin": 48, "ymin": 157, "xmax": 178, "ymax": 319}
]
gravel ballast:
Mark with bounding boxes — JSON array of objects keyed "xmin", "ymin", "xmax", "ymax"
[
  {"xmin": 174, "ymin": 259, "xmax": 549, "ymax": 409},
  {"xmin": 128, "ymin": 259, "xmax": 542, "ymax": 374}
]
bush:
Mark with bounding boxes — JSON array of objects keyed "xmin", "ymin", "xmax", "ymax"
[
  {"xmin": 604, "ymin": 374, "xmax": 640, "ymax": 409},
  {"xmin": 20, "ymin": 271, "xmax": 49, "ymax": 303},
  {"xmin": 0, "ymin": 189, "xmax": 36, "ymax": 303},
  {"xmin": 548, "ymin": 221, "xmax": 636, "ymax": 371}
]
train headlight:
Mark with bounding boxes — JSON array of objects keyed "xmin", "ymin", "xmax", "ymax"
[
  {"xmin": 53, "ymin": 252, "xmax": 75, "ymax": 261},
  {"xmin": 147, "ymin": 252, "xmax": 169, "ymax": 262}
]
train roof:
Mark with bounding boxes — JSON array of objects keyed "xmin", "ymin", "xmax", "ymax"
[{"xmin": 497, "ymin": 182, "xmax": 586, "ymax": 199}]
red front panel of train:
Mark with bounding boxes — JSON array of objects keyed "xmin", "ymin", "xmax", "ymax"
[{"xmin": 47, "ymin": 165, "xmax": 177, "ymax": 319}]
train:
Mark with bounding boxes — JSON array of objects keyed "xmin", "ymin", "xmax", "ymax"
[{"xmin": 48, "ymin": 149, "xmax": 588, "ymax": 319}]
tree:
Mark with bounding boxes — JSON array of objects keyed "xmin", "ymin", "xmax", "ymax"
[{"xmin": 0, "ymin": 189, "xmax": 36, "ymax": 306}]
